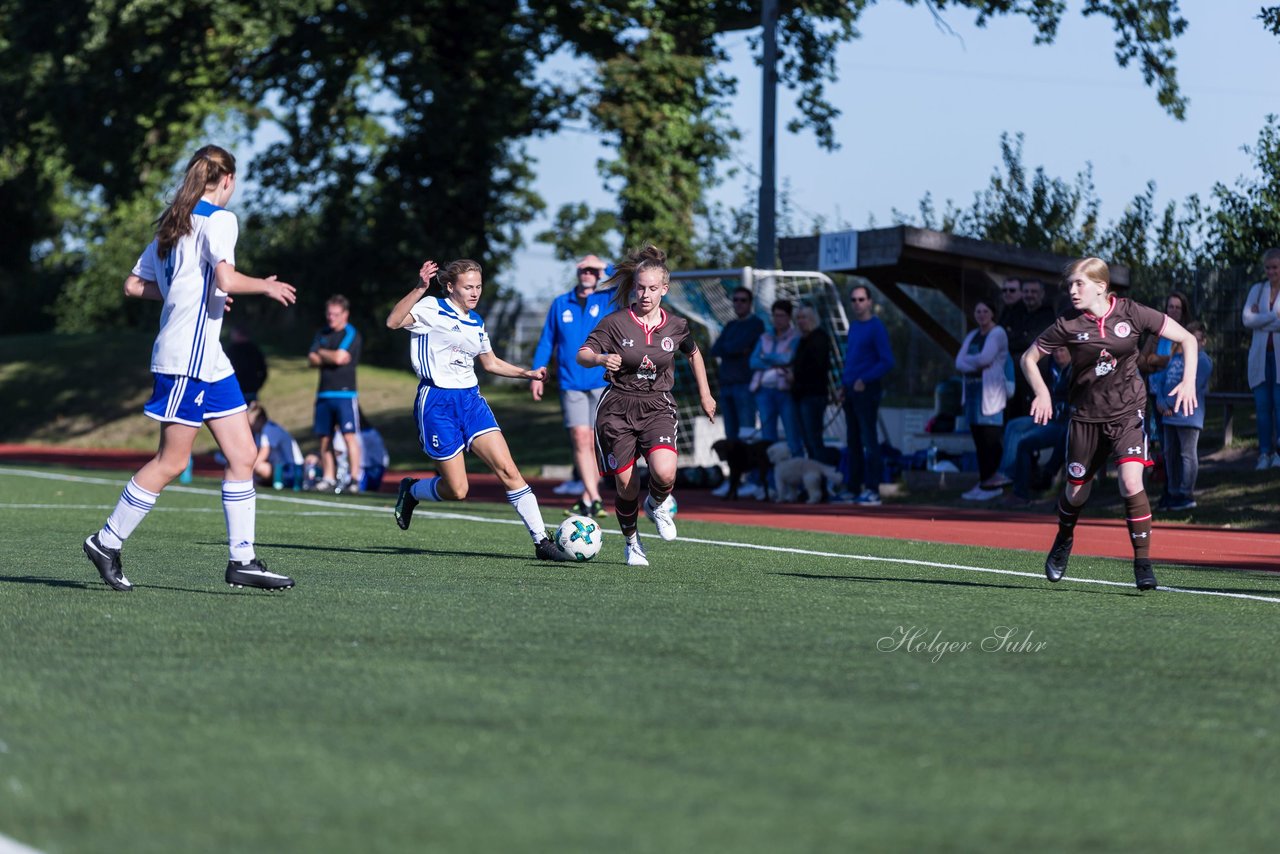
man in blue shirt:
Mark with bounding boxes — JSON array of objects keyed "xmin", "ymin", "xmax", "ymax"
[
  {"xmin": 531, "ymin": 255, "xmax": 614, "ymax": 517},
  {"xmin": 841, "ymin": 285, "xmax": 895, "ymax": 505},
  {"xmin": 710, "ymin": 287, "xmax": 766, "ymax": 443},
  {"xmin": 308, "ymin": 295, "xmax": 361, "ymax": 492}
]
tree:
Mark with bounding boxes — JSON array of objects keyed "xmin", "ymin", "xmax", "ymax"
[
  {"xmin": 0, "ymin": 0, "xmax": 289, "ymax": 331},
  {"xmin": 1207, "ymin": 115, "xmax": 1280, "ymax": 267},
  {"xmin": 544, "ymin": 0, "xmax": 1189, "ymax": 267}
]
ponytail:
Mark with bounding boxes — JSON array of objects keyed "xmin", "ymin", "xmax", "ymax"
[
  {"xmin": 603, "ymin": 243, "xmax": 669, "ymax": 310},
  {"xmin": 155, "ymin": 145, "xmax": 236, "ymax": 257}
]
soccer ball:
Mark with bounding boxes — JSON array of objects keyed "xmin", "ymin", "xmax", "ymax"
[{"xmin": 554, "ymin": 514, "xmax": 604, "ymax": 562}]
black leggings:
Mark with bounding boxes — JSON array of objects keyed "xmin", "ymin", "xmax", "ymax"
[{"xmin": 971, "ymin": 424, "xmax": 1004, "ymax": 482}]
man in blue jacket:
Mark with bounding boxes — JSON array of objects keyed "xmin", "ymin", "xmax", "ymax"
[
  {"xmin": 841, "ymin": 285, "xmax": 895, "ymax": 505},
  {"xmin": 531, "ymin": 255, "xmax": 615, "ymax": 517},
  {"xmin": 711, "ymin": 287, "xmax": 766, "ymax": 446}
]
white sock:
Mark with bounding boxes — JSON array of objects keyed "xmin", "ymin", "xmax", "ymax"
[
  {"xmin": 221, "ymin": 479, "xmax": 256, "ymax": 563},
  {"xmin": 411, "ymin": 477, "xmax": 442, "ymax": 501},
  {"xmin": 507, "ymin": 486, "xmax": 548, "ymax": 542},
  {"xmin": 99, "ymin": 478, "xmax": 158, "ymax": 549}
]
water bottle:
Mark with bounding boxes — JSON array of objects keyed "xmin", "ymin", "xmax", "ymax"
[
  {"xmin": 272, "ymin": 463, "xmax": 284, "ymax": 490},
  {"xmin": 927, "ymin": 443, "xmax": 938, "ymax": 472}
]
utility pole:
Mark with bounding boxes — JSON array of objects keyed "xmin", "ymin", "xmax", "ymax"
[{"xmin": 756, "ymin": 0, "xmax": 778, "ymax": 270}]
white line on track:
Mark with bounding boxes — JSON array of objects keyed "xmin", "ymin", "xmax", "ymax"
[
  {"xmin": 0, "ymin": 831, "xmax": 45, "ymax": 854},
  {"xmin": 4, "ymin": 466, "xmax": 1279, "ymax": 605}
]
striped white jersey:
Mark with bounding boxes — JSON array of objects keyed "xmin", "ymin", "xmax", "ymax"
[
  {"xmin": 132, "ymin": 199, "xmax": 237, "ymax": 382},
  {"xmin": 405, "ymin": 296, "xmax": 492, "ymax": 388}
]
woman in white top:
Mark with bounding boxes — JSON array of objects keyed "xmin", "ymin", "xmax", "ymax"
[
  {"xmin": 387, "ymin": 259, "xmax": 565, "ymax": 561},
  {"xmin": 1243, "ymin": 247, "xmax": 1280, "ymax": 469},
  {"xmin": 955, "ymin": 296, "xmax": 1009, "ymax": 500},
  {"xmin": 83, "ymin": 145, "xmax": 298, "ymax": 592}
]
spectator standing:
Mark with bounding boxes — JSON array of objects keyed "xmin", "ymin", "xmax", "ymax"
[
  {"xmin": 750, "ymin": 299, "xmax": 804, "ymax": 459},
  {"xmin": 710, "ymin": 286, "xmax": 766, "ymax": 442},
  {"xmin": 791, "ymin": 303, "xmax": 837, "ymax": 464},
  {"xmin": 955, "ymin": 297, "xmax": 1009, "ymax": 501},
  {"xmin": 530, "ymin": 254, "xmax": 615, "ymax": 517},
  {"xmin": 308, "ymin": 295, "xmax": 362, "ymax": 492},
  {"xmin": 81, "ymin": 144, "xmax": 297, "ymax": 592},
  {"xmin": 1005, "ymin": 279, "xmax": 1056, "ymax": 419},
  {"xmin": 1157, "ymin": 321, "xmax": 1212, "ymax": 510},
  {"xmin": 1243, "ymin": 248, "xmax": 1280, "ymax": 469},
  {"xmin": 1140, "ymin": 290, "xmax": 1193, "ymax": 451},
  {"xmin": 1023, "ymin": 257, "xmax": 1199, "ymax": 591},
  {"xmin": 840, "ymin": 285, "xmax": 895, "ymax": 505},
  {"xmin": 997, "ymin": 277, "xmax": 1025, "ymax": 331}
]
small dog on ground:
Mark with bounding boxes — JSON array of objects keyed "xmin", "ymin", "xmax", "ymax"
[
  {"xmin": 711, "ymin": 437, "xmax": 773, "ymax": 500},
  {"xmin": 767, "ymin": 443, "xmax": 843, "ymax": 504}
]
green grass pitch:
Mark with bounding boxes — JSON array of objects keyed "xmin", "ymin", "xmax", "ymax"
[{"xmin": 2, "ymin": 464, "xmax": 1279, "ymax": 853}]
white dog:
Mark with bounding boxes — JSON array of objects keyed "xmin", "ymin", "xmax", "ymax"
[{"xmin": 766, "ymin": 443, "xmax": 843, "ymax": 504}]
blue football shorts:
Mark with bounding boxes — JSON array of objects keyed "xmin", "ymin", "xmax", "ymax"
[
  {"xmin": 414, "ymin": 383, "xmax": 500, "ymax": 460},
  {"xmin": 143, "ymin": 373, "xmax": 247, "ymax": 427}
]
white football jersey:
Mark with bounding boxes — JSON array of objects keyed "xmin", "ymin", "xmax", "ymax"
[
  {"xmin": 406, "ymin": 296, "xmax": 492, "ymax": 388},
  {"xmin": 132, "ymin": 199, "xmax": 237, "ymax": 382}
]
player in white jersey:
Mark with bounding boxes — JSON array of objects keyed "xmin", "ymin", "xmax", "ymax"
[
  {"xmin": 82, "ymin": 145, "xmax": 299, "ymax": 592},
  {"xmin": 387, "ymin": 258, "xmax": 566, "ymax": 561}
]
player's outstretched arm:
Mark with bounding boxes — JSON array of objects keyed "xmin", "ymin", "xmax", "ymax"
[
  {"xmin": 477, "ymin": 351, "xmax": 546, "ymax": 382},
  {"xmin": 1161, "ymin": 318, "xmax": 1199, "ymax": 416},
  {"xmin": 687, "ymin": 347, "xmax": 716, "ymax": 422},
  {"xmin": 1021, "ymin": 345, "xmax": 1054, "ymax": 425},
  {"xmin": 214, "ymin": 263, "xmax": 296, "ymax": 306}
]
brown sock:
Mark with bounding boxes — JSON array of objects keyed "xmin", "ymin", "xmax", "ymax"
[
  {"xmin": 1124, "ymin": 492, "xmax": 1153, "ymax": 561},
  {"xmin": 647, "ymin": 477, "xmax": 674, "ymax": 509},
  {"xmin": 615, "ymin": 495, "xmax": 639, "ymax": 538},
  {"xmin": 1056, "ymin": 493, "xmax": 1084, "ymax": 538}
]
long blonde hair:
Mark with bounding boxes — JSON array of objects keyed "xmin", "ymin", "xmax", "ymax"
[
  {"xmin": 603, "ymin": 244, "xmax": 669, "ymax": 310},
  {"xmin": 155, "ymin": 145, "xmax": 236, "ymax": 258}
]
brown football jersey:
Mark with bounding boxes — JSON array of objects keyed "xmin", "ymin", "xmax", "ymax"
[
  {"xmin": 582, "ymin": 307, "xmax": 698, "ymax": 395},
  {"xmin": 1035, "ymin": 296, "xmax": 1168, "ymax": 423}
]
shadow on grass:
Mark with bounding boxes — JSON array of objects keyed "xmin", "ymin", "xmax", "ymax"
[
  {"xmin": 0, "ymin": 574, "xmax": 97, "ymax": 590},
  {"xmin": 774, "ymin": 571, "xmax": 1128, "ymax": 596},
  {"xmin": 244, "ymin": 541, "xmax": 527, "ymax": 562}
]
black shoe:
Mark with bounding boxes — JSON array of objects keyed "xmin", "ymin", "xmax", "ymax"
[
  {"xmin": 83, "ymin": 534, "xmax": 133, "ymax": 591},
  {"xmin": 563, "ymin": 500, "xmax": 588, "ymax": 518},
  {"xmin": 589, "ymin": 499, "xmax": 610, "ymax": 518},
  {"xmin": 536, "ymin": 537, "xmax": 567, "ymax": 561},
  {"xmin": 395, "ymin": 477, "xmax": 419, "ymax": 530},
  {"xmin": 226, "ymin": 558, "xmax": 294, "ymax": 590},
  {"xmin": 1044, "ymin": 531, "xmax": 1073, "ymax": 583},
  {"xmin": 1134, "ymin": 559, "xmax": 1159, "ymax": 591}
]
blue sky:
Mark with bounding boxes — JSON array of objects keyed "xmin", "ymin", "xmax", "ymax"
[{"xmin": 512, "ymin": 1, "xmax": 1280, "ymax": 297}]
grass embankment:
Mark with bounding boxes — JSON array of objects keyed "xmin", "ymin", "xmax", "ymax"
[{"xmin": 0, "ymin": 331, "xmax": 567, "ymax": 473}]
